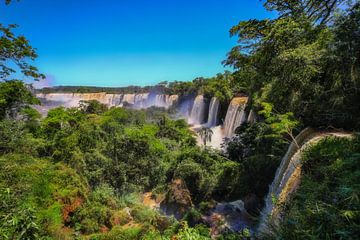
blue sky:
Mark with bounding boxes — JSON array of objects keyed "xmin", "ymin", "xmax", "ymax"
[{"xmin": 1, "ymin": 0, "xmax": 272, "ymax": 87}]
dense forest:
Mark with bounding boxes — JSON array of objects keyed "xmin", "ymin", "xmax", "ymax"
[{"xmin": 1, "ymin": 0, "xmax": 360, "ymax": 239}]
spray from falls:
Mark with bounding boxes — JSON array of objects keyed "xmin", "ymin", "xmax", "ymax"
[
  {"xmin": 37, "ymin": 92, "xmax": 179, "ymax": 110},
  {"xmin": 206, "ymin": 97, "xmax": 220, "ymax": 127},
  {"xmin": 223, "ymin": 97, "xmax": 248, "ymax": 137},
  {"xmin": 167, "ymin": 95, "xmax": 179, "ymax": 108},
  {"xmin": 188, "ymin": 95, "xmax": 207, "ymax": 125}
]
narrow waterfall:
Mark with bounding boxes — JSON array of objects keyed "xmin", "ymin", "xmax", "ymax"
[
  {"xmin": 247, "ymin": 110, "xmax": 256, "ymax": 124},
  {"xmin": 223, "ymin": 97, "xmax": 248, "ymax": 137},
  {"xmin": 178, "ymin": 97, "xmax": 194, "ymax": 119},
  {"xmin": 188, "ymin": 95, "xmax": 207, "ymax": 125},
  {"xmin": 258, "ymin": 128, "xmax": 316, "ymax": 232},
  {"xmin": 206, "ymin": 97, "xmax": 220, "ymax": 127},
  {"xmin": 257, "ymin": 129, "xmax": 351, "ymax": 233}
]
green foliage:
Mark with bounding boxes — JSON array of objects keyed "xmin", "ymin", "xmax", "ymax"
[
  {"xmin": 175, "ymin": 222, "xmax": 211, "ymax": 240},
  {"xmin": 272, "ymin": 136, "xmax": 360, "ymax": 239},
  {"xmin": 197, "ymin": 127, "xmax": 214, "ymax": 146},
  {"xmin": 79, "ymin": 100, "xmax": 108, "ymax": 114},
  {"xmin": 0, "ymin": 154, "xmax": 88, "ymax": 238},
  {"xmin": 226, "ymin": 0, "xmax": 360, "ymax": 130},
  {"xmin": 0, "ymin": 101, "xmax": 236, "ymax": 238},
  {"xmin": 0, "ymin": 23, "xmax": 44, "ymax": 81},
  {"xmin": 258, "ymin": 102, "xmax": 299, "ymax": 143},
  {"xmin": 0, "ymin": 80, "xmax": 40, "ymax": 120},
  {"xmin": 225, "ymin": 122, "xmax": 287, "ymax": 199}
]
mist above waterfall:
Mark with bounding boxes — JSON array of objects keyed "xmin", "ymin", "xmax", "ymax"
[
  {"xmin": 223, "ymin": 97, "xmax": 248, "ymax": 138},
  {"xmin": 206, "ymin": 97, "xmax": 220, "ymax": 127},
  {"xmin": 188, "ymin": 95, "xmax": 208, "ymax": 125}
]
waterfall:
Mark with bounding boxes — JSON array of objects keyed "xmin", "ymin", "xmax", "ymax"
[
  {"xmin": 112, "ymin": 94, "xmax": 123, "ymax": 106},
  {"xmin": 188, "ymin": 95, "xmax": 207, "ymax": 125},
  {"xmin": 37, "ymin": 92, "xmax": 112, "ymax": 108},
  {"xmin": 133, "ymin": 93, "xmax": 149, "ymax": 108},
  {"xmin": 154, "ymin": 94, "xmax": 167, "ymax": 108},
  {"xmin": 223, "ymin": 97, "xmax": 248, "ymax": 137},
  {"xmin": 258, "ymin": 129, "xmax": 351, "ymax": 233},
  {"xmin": 177, "ymin": 97, "xmax": 194, "ymax": 119},
  {"xmin": 247, "ymin": 110, "xmax": 257, "ymax": 124},
  {"xmin": 167, "ymin": 95, "xmax": 179, "ymax": 108},
  {"xmin": 37, "ymin": 92, "xmax": 179, "ymax": 110},
  {"xmin": 122, "ymin": 94, "xmax": 135, "ymax": 105},
  {"xmin": 206, "ymin": 97, "xmax": 220, "ymax": 127},
  {"xmin": 150, "ymin": 94, "xmax": 178, "ymax": 108}
]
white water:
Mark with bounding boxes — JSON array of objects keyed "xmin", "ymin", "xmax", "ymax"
[
  {"xmin": 223, "ymin": 97, "xmax": 248, "ymax": 137},
  {"xmin": 37, "ymin": 92, "xmax": 178, "ymax": 110},
  {"xmin": 188, "ymin": 95, "xmax": 207, "ymax": 125},
  {"xmin": 258, "ymin": 129, "xmax": 352, "ymax": 233},
  {"xmin": 247, "ymin": 109, "xmax": 256, "ymax": 124},
  {"xmin": 206, "ymin": 97, "xmax": 220, "ymax": 127},
  {"xmin": 167, "ymin": 95, "xmax": 179, "ymax": 108},
  {"xmin": 133, "ymin": 93, "xmax": 149, "ymax": 108}
]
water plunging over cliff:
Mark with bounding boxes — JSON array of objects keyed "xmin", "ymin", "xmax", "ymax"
[
  {"xmin": 258, "ymin": 129, "xmax": 352, "ymax": 233},
  {"xmin": 206, "ymin": 97, "xmax": 220, "ymax": 127},
  {"xmin": 167, "ymin": 95, "xmax": 179, "ymax": 108},
  {"xmin": 188, "ymin": 95, "xmax": 207, "ymax": 125},
  {"xmin": 37, "ymin": 92, "xmax": 179, "ymax": 111},
  {"xmin": 223, "ymin": 97, "xmax": 248, "ymax": 137},
  {"xmin": 133, "ymin": 93, "xmax": 149, "ymax": 108}
]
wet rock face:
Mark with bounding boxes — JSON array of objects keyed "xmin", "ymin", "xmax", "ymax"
[
  {"xmin": 202, "ymin": 200, "xmax": 255, "ymax": 237},
  {"xmin": 243, "ymin": 193, "xmax": 260, "ymax": 215},
  {"xmin": 160, "ymin": 179, "xmax": 193, "ymax": 219}
]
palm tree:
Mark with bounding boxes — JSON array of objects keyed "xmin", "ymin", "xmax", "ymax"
[{"xmin": 198, "ymin": 127, "xmax": 213, "ymax": 146}]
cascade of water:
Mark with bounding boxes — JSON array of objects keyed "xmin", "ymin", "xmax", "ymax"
[
  {"xmin": 36, "ymin": 93, "xmax": 80, "ymax": 107},
  {"xmin": 167, "ymin": 95, "xmax": 179, "ymax": 108},
  {"xmin": 38, "ymin": 92, "xmax": 180, "ymax": 110},
  {"xmin": 188, "ymin": 95, "xmax": 207, "ymax": 125},
  {"xmin": 154, "ymin": 94, "xmax": 166, "ymax": 108},
  {"xmin": 134, "ymin": 94, "xmax": 145, "ymax": 108},
  {"xmin": 141, "ymin": 93, "xmax": 149, "ymax": 108},
  {"xmin": 257, "ymin": 128, "xmax": 347, "ymax": 233},
  {"xmin": 206, "ymin": 97, "xmax": 220, "ymax": 127},
  {"xmin": 223, "ymin": 97, "xmax": 248, "ymax": 137},
  {"xmin": 112, "ymin": 94, "xmax": 123, "ymax": 106},
  {"xmin": 247, "ymin": 110, "xmax": 256, "ymax": 123},
  {"xmin": 122, "ymin": 94, "xmax": 135, "ymax": 105},
  {"xmin": 105, "ymin": 94, "xmax": 115, "ymax": 106}
]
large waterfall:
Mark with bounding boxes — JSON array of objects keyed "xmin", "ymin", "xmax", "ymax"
[
  {"xmin": 188, "ymin": 95, "xmax": 207, "ymax": 125},
  {"xmin": 37, "ymin": 92, "xmax": 178, "ymax": 110},
  {"xmin": 223, "ymin": 97, "xmax": 248, "ymax": 137},
  {"xmin": 206, "ymin": 97, "xmax": 220, "ymax": 127}
]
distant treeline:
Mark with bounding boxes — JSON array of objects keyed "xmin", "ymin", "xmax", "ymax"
[{"xmin": 37, "ymin": 85, "xmax": 154, "ymax": 94}]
